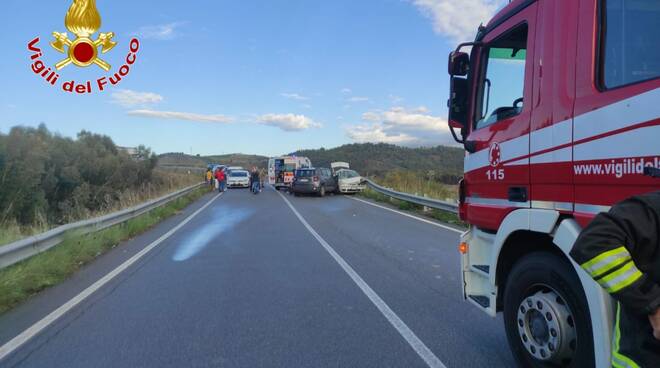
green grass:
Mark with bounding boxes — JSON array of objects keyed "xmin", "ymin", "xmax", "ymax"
[
  {"xmin": 372, "ymin": 170, "xmax": 458, "ymax": 202},
  {"xmin": 0, "ymin": 171, "xmax": 201, "ymax": 247},
  {"xmin": 0, "ymin": 222, "xmax": 48, "ymax": 247},
  {"xmin": 359, "ymin": 187, "xmax": 466, "ymax": 228},
  {"xmin": 0, "ymin": 187, "xmax": 208, "ymax": 315}
]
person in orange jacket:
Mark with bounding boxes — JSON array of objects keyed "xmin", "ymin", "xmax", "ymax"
[{"xmin": 215, "ymin": 168, "xmax": 226, "ymax": 192}]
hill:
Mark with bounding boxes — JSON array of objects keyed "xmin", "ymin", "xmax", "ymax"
[
  {"xmin": 157, "ymin": 152, "xmax": 268, "ymax": 171},
  {"xmin": 294, "ymin": 143, "xmax": 463, "ymax": 184},
  {"xmin": 203, "ymin": 154, "xmax": 269, "ymax": 170},
  {"xmin": 158, "ymin": 143, "xmax": 464, "ymax": 184}
]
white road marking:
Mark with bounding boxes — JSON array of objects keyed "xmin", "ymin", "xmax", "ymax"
[
  {"xmin": 276, "ymin": 190, "xmax": 447, "ymax": 368},
  {"xmin": 350, "ymin": 196, "xmax": 463, "ymax": 234},
  {"xmin": 0, "ymin": 192, "xmax": 223, "ymax": 362}
]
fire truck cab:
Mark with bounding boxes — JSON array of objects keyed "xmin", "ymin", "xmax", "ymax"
[{"xmin": 447, "ymin": 0, "xmax": 659, "ymax": 366}]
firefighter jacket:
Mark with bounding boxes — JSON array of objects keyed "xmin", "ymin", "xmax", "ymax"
[{"xmin": 570, "ymin": 191, "xmax": 660, "ymax": 367}]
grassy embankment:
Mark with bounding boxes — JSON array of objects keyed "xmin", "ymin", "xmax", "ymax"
[
  {"xmin": 0, "ymin": 186, "xmax": 208, "ymax": 315},
  {"xmin": 0, "ymin": 170, "xmax": 200, "ymax": 246},
  {"xmin": 360, "ymin": 170, "xmax": 465, "ymax": 227}
]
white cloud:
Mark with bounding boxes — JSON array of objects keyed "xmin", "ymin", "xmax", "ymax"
[
  {"xmin": 341, "ymin": 88, "xmax": 352, "ymax": 94},
  {"xmin": 134, "ymin": 22, "xmax": 186, "ymax": 40},
  {"xmin": 412, "ymin": 106, "xmax": 430, "ymax": 113},
  {"xmin": 127, "ymin": 109, "xmax": 233, "ymax": 124},
  {"xmin": 348, "ymin": 96, "xmax": 370, "ymax": 103},
  {"xmin": 411, "ymin": 0, "xmax": 506, "ymax": 43},
  {"xmin": 346, "ymin": 107, "xmax": 455, "ymax": 146},
  {"xmin": 257, "ymin": 113, "xmax": 321, "ymax": 132},
  {"xmin": 280, "ymin": 92, "xmax": 309, "ymax": 101},
  {"xmin": 361, "ymin": 111, "xmax": 381, "ymax": 122},
  {"xmin": 346, "ymin": 124, "xmax": 415, "ymax": 145},
  {"xmin": 111, "ymin": 90, "xmax": 163, "ymax": 108}
]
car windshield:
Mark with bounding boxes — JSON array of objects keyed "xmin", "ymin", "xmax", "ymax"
[
  {"xmin": 295, "ymin": 169, "xmax": 315, "ymax": 177},
  {"xmin": 338, "ymin": 170, "xmax": 359, "ymax": 179},
  {"xmin": 230, "ymin": 171, "xmax": 248, "ymax": 177}
]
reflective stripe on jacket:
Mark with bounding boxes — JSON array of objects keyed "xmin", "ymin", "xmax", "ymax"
[{"xmin": 570, "ymin": 191, "xmax": 660, "ymax": 367}]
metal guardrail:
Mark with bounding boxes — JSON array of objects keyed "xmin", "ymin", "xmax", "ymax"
[
  {"xmin": 0, "ymin": 182, "xmax": 205, "ymax": 270},
  {"xmin": 365, "ymin": 179, "xmax": 459, "ymax": 214}
]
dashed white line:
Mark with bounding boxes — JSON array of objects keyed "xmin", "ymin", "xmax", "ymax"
[
  {"xmin": 276, "ymin": 189, "xmax": 447, "ymax": 368},
  {"xmin": 0, "ymin": 192, "xmax": 223, "ymax": 362},
  {"xmin": 350, "ymin": 196, "xmax": 463, "ymax": 234}
]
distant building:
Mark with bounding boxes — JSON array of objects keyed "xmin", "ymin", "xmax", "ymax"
[{"xmin": 117, "ymin": 146, "xmax": 143, "ymax": 160}]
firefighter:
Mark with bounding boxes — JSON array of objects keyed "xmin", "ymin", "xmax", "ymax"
[{"xmin": 569, "ymin": 191, "xmax": 660, "ymax": 367}]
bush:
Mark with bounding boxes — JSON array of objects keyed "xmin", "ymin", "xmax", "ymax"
[{"xmin": 0, "ymin": 124, "xmax": 159, "ymax": 227}]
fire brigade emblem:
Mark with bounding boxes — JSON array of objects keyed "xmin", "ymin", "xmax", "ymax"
[
  {"xmin": 489, "ymin": 142, "xmax": 502, "ymax": 167},
  {"xmin": 50, "ymin": 0, "xmax": 116, "ymax": 71}
]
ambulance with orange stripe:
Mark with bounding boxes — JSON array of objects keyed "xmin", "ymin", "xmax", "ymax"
[{"xmin": 447, "ymin": 0, "xmax": 659, "ymax": 366}]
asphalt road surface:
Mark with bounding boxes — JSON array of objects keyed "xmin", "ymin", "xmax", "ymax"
[{"xmin": 0, "ymin": 187, "xmax": 515, "ymax": 368}]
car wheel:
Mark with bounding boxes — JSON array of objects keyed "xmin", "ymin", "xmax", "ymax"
[
  {"xmin": 503, "ymin": 252, "xmax": 594, "ymax": 368},
  {"xmin": 293, "ymin": 192, "xmax": 300, "ymax": 197},
  {"xmin": 319, "ymin": 186, "xmax": 326, "ymax": 197}
]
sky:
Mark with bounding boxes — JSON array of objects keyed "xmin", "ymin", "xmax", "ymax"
[{"xmin": 0, "ymin": 0, "xmax": 506, "ymax": 156}]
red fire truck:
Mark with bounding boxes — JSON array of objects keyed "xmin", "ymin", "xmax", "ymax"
[{"xmin": 447, "ymin": 0, "xmax": 659, "ymax": 366}]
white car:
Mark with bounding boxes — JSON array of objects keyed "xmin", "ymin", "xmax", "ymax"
[
  {"xmin": 335, "ymin": 169, "xmax": 366, "ymax": 193},
  {"xmin": 331, "ymin": 162, "xmax": 366, "ymax": 194},
  {"xmin": 227, "ymin": 170, "xmax": 250, "ymax": 188}
]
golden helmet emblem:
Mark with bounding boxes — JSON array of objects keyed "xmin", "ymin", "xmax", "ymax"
[{"xmin": 50, "ymin": 0, "xmax": 117, "ymax": 71}]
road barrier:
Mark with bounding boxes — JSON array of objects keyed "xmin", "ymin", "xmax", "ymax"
[
  {"xmin": 0, "ymin": 183, "xmax": 205, "ymax": 270},
  {"xmin": 365, "ymin": 179, "xmax": 459, "ymax": 214}
]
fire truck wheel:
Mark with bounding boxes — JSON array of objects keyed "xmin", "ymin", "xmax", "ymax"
[{"xmin": 503, "ymin": 252, "xmax": 594, "ymax": 368}]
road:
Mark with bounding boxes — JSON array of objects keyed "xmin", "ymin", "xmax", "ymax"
[{"xmin": 0, "ymin": 187, "xmax": 515, "ymax": 368}]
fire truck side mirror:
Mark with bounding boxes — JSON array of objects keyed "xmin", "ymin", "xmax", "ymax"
[
  {"xmin": 448, "ymin": 76, "xmax": 468, "ymax": 128},
  {"xmin": 448, "ymin": 51, "xmax": 470, "ymax": 76}
]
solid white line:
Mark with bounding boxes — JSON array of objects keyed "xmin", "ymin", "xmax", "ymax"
[
  {"xmin": 276, "ymin": 190, "xmax": 447, "ymax": 368},
  {"xmin": 350, "ymin": 196, "xmax": 463, "ymax": 235},
  {"xmin": 0, "ymin": 192, "xmax": 223, "ymax": 362}
]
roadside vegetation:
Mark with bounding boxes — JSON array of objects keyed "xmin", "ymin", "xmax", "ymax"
[
  {"xmin": 0, "ymin": 186, "xmax": 208, "ymax": 315},
  {"xmin": 371, "ymin": 170, "xmax": 458, "ymax": 202},
  {"xmin": 360, "ymin": 178, "xmax": 467, "ymax": 227},
  {"xmin": 296, "ymin": 143, "xmax": 463, "ymax": 184},
  {"xmin": 0, "ymin": 125, "xmax": 199, "ymax": 245}
]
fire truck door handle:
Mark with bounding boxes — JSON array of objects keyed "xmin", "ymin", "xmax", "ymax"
[{"xmin": 508, "ymin": 187, "xmax": 528, "ymax": 203}]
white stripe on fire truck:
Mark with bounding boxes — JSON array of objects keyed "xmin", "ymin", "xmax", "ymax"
[
  {"xmin": 574, "ymin": 88, "xmax": 660, "ymax": 141},
  {"xmin": 464, "ymin": 87, "xmax": 659, "ymax": 173}
]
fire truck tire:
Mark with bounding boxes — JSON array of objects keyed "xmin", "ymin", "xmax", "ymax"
[{"xmin": 503, "ymin": 252, "xmax": 594, "ymax": 368}]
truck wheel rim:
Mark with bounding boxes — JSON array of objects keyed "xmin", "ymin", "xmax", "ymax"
[{"xmin": 516, "ymin": 287, "xmax": 577, "ymax": 364}]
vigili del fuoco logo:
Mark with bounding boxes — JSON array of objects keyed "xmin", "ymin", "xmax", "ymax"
[{"xmin": 27, "ymin": 0, "xmax": 140, "ymax": 94}]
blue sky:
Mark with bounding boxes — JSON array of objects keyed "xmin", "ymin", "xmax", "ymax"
[{"xmin": 0, "ymin": 0, "xmax": 504, "ymax": 156}]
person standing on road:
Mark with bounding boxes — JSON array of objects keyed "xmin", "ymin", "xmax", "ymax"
[
  {"xmin": 206, "ymin": 169, "xmax": 213, "ymax": 190},
  {"xmin": 250, "ymin": 166, "xmax": 261, "ymax": 193},
  {"xmin": 569, "ymin": 191, "xmax": 660, "ymax": 368},
  {"xmin": 215, "ymin": 168, "xmax": 226, "ymax": 193}
]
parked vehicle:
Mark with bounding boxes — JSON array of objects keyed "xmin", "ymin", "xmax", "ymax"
[
  {"xmin": 331, "ymin": 162, "xmax": 365, "ymax": 194},
  {"xmin": 290, "ymin": 168, "xmax": 337, "ymax": 197},
  {"xmin": 227, "ymin": 170, "xmax": 250, "ymax": 188},
  {"xmin": 268, "ymin": 156, "xmax": 312, "ymax": 189},
  {"xmin": 446, "ymin": 1, "xmax": 659, "ymax": 366},
  {"xmin": 226, "ymin": 166, "xmax": 244, "ymax": 175}
]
